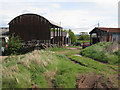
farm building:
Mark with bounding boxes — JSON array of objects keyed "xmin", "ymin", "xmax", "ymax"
[
  {"xmin": 89, "ymin": 27, "xmax": 120, "ymax": 45},
  {"xmin": 0, "ymin": 28, "xmax": 71, "ymax": 47},
  {"xmin": 8, "ymin": 13, "xmax": 65, "ymax": 46},
  {"xmin": 51, "ymin": 31, "xmax": 71, "ymax": 46},
  {"xmin": 8, "ymin": 13, "xmax": 70, "ymax": 46}
]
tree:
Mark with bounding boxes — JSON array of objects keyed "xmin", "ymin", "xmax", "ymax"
[
  {"xmin": 79, "ymin": 32, "xmax": 90, "ymax": 40},
  {"xmin": 5, "ymin": 33, "xmax": 22, "ymax": 55},
  {"xmin": 68, "ymin": 29, "xmax": 77, "ymax": 44}
]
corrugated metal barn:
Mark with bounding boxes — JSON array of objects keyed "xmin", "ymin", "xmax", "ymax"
[{"xmin": 9, "ymin": 13, "xmax": 63, "ymax": 46}]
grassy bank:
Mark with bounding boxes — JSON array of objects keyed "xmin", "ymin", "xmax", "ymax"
[
  {"xmin": 2, "ymin": 49, "xmax": 91, "ymax": 88},
  {"xmin": 65, "ymin": 50, "xmax": 118, "ymax": 87},
  {"xmin": 80, "ymin": 42, "xmax": 119, "ymax": 65},
  {"xmin": 2, "ymin": 46, "xmax": 118, "ymax": 88}
]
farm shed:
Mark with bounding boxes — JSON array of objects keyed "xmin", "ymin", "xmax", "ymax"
[
  {"xmin": 51, "ymin": 31, "xmax": 71, "ymax": 46},
  {"xmin": 8, "ymin": 13, "xmax": 63, "ymax": 46},
  {"xmin": 89, "ymin": 27, "xmax": 120, "ymax": 45}
]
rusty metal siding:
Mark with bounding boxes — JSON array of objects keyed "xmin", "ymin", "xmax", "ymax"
[{"xmin": 9, "ymin": 14, "xmax": 51, "ymax": 41}]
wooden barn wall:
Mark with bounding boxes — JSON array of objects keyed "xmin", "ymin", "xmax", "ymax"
[{"xmin": 9, "ymin": 15, "xmax": 51, "ymax": 41}]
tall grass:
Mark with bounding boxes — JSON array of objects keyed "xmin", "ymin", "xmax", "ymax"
[
  {"xmin": 80, "ymin": 42, "xmax": 118, "ymax": 65},
  {"xmin": 2, "ymin": 50, "xmax": 90, "ymax": 88},
  {"xmin": 2, "ymin": 45, "xmax": 118, "ymax": 88}
]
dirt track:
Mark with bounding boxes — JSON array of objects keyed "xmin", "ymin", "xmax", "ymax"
[{"xmin": 76, "ymin": 72, "xmax": 116, "ymax": 88}]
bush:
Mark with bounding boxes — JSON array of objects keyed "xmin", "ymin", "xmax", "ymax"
[
  {"xmin": 5, "ymin": 33, "xmax": 22, "ymax": 55},
  {"xmin": 80, "ymin": 42, "xmax": 118, "ymax": 65},
  {"xmin": 114, "ymin": 50, "xmax": 120, "ymax": 56},
  {"xmin": 79, "ymin": 32, "xmax": 90, "ymax": 40}
]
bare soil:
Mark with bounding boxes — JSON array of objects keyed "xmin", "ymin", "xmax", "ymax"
[{"xmin": 76, "ymin": 72, "xmax": 117, "ymax": 89}]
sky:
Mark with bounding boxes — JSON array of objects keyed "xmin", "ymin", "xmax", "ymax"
[{"xmin": 0, "ymin": 0, "xmax": 119, "ymax": 34}]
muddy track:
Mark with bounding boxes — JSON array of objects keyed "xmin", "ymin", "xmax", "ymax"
[
  {"xmin": 66, "ymin": 54, "xmax": 117, "ymax": 89},
  {"xmin": 76, "ymin": 73, "xmax": 114, "ymax": 89}
]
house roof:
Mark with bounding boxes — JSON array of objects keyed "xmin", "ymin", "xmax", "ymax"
[{"xmin": 89, "ymin": 27, "xmax": 120, "ymax": 34}]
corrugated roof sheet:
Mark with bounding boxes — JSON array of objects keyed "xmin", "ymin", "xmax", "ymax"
[
  {"xmin": 97, "ymin": 27, "xmax": 120, "ymax": 33},
  {"xmin": 89, "ymin": 27, "xmax": 120, "ymax": 34}
]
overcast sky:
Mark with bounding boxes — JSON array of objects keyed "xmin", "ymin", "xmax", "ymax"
[{"xmin": 0, "ymin": 0, "xmax": 119, "ymax": 34}]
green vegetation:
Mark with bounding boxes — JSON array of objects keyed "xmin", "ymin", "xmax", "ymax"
[
  {"xmin": 5, "ymin": 33, "xmax": 22, "ymax": 55},
  {"xmin": 2, "ymin": 49, "xmax": 90, "ymax": 88},
  {"xmin": 51, "ymin": 28, "xmax": 67, "ymax": 32},
  {"xmin": 69, "ymin": 29, "xmax": 77, "ymax": 44},
  {"xmin": 2, "ymin": 45, "xmax": 118, "ymax": 88},
  {"xmin": 80, "ymin": 42, "xmax": 119, "ymax": 65},
  {"xmin": 66, "ymin": 52, "xmax": 118, "ymax": 74},
  {"xmin": 114, "ymin": 50, "xmax": 120, "ymax": 56},
  {"xmin": 78, "ymin": 32, "xmax": 90, "ymax": 40},
  {"xmin": 78, "ymin": 40, "xmax": 90, "ymax": 43},
  {"xmin": 48, "ymin": 47, "xmax": 69, "ymax": 52}
]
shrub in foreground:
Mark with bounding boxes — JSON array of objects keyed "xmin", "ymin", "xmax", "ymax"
[{"xmin": 5, "ymin": 33, "xmax": 22, "ymax": 55}]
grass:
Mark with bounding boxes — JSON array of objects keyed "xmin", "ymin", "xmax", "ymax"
[
  {"xmin": 80, "ymin": 42, "xmax": 119, "ymax": 65},
  {"xmin": 48, "ymin": 47, "xmax": 69, "ymax": 51},
  {"xmin": 2, "ymin": 46, "xmax": 118, "ymax": 88},
  {"xmin": 2, "ymin": 49, "xmax": 91, "ymax": 88},
  {"xmin": 65, "ymin": 49, "xmax": 118, "ymax": 87},
  {"xmin": 67, "ymin": 55, "xmax": 118, "ymax": 74}
]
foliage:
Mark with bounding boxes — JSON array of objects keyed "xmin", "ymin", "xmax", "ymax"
[
  {"xmin": 2, "ymin": 48, "xmax": 118, "ymax": 88},
  {"xmin": 114, "ymin": 50, "xmax": 120, "ymax": 62},
  {"xmin": 51, "ymin": 28, "xmax": 67, "ymax": 32},
  {"xmin": 48, "ymin": 47, "xmax": 69, "ymax": 51},
  {"xmin": 5, "ymin": 33, "xmax": 22, "ymax": 55},
  {"xmin": 68, "ymin": 55, "xmax": 117, "ymax": 74},
  {"xmin": 114, "ymin": 50, "xmax": 120, "ymax": 56},
  {"xmin": 2, "ymin": 50, "xmax": 90, "ymax": 88},
  {"xmin": 69, "ymin": 29, "xmax": 77, "ymax": 44},
  {"xmin": 80, "ymin": 42, "xmax": 118, "ymax": 65},
  {"xmin": 78, "ymin": 32, "xmax": 90, "ymax": 40}
]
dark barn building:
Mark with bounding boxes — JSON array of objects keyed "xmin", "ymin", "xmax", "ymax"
[
  {"xmin": 9, "ymin": 13, "xmax": 63, "ymax": 46},
  {"xmin": 89, "ymin": 27, "xmax": 120, "ymax": 45}
]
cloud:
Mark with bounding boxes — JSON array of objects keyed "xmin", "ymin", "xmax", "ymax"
[
  {"xmin": 51, "ymin": 3, "xmax": 60, "ymax": 8},
  {"xmin": 0, "ymin": 1, "xmax": 118, "ymax": 34}
]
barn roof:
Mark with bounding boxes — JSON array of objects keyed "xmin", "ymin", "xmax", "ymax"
[
  {"xmin": 49, "ymin": 20, "xmax": 61, "ymax": 28},
  {"xmin": 8, "ymin": 13, "xmax": 62, "ymax": 28},
  {"xmin": 89, "ymin": 27, "xmax": 120, "ymax": 34}
]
